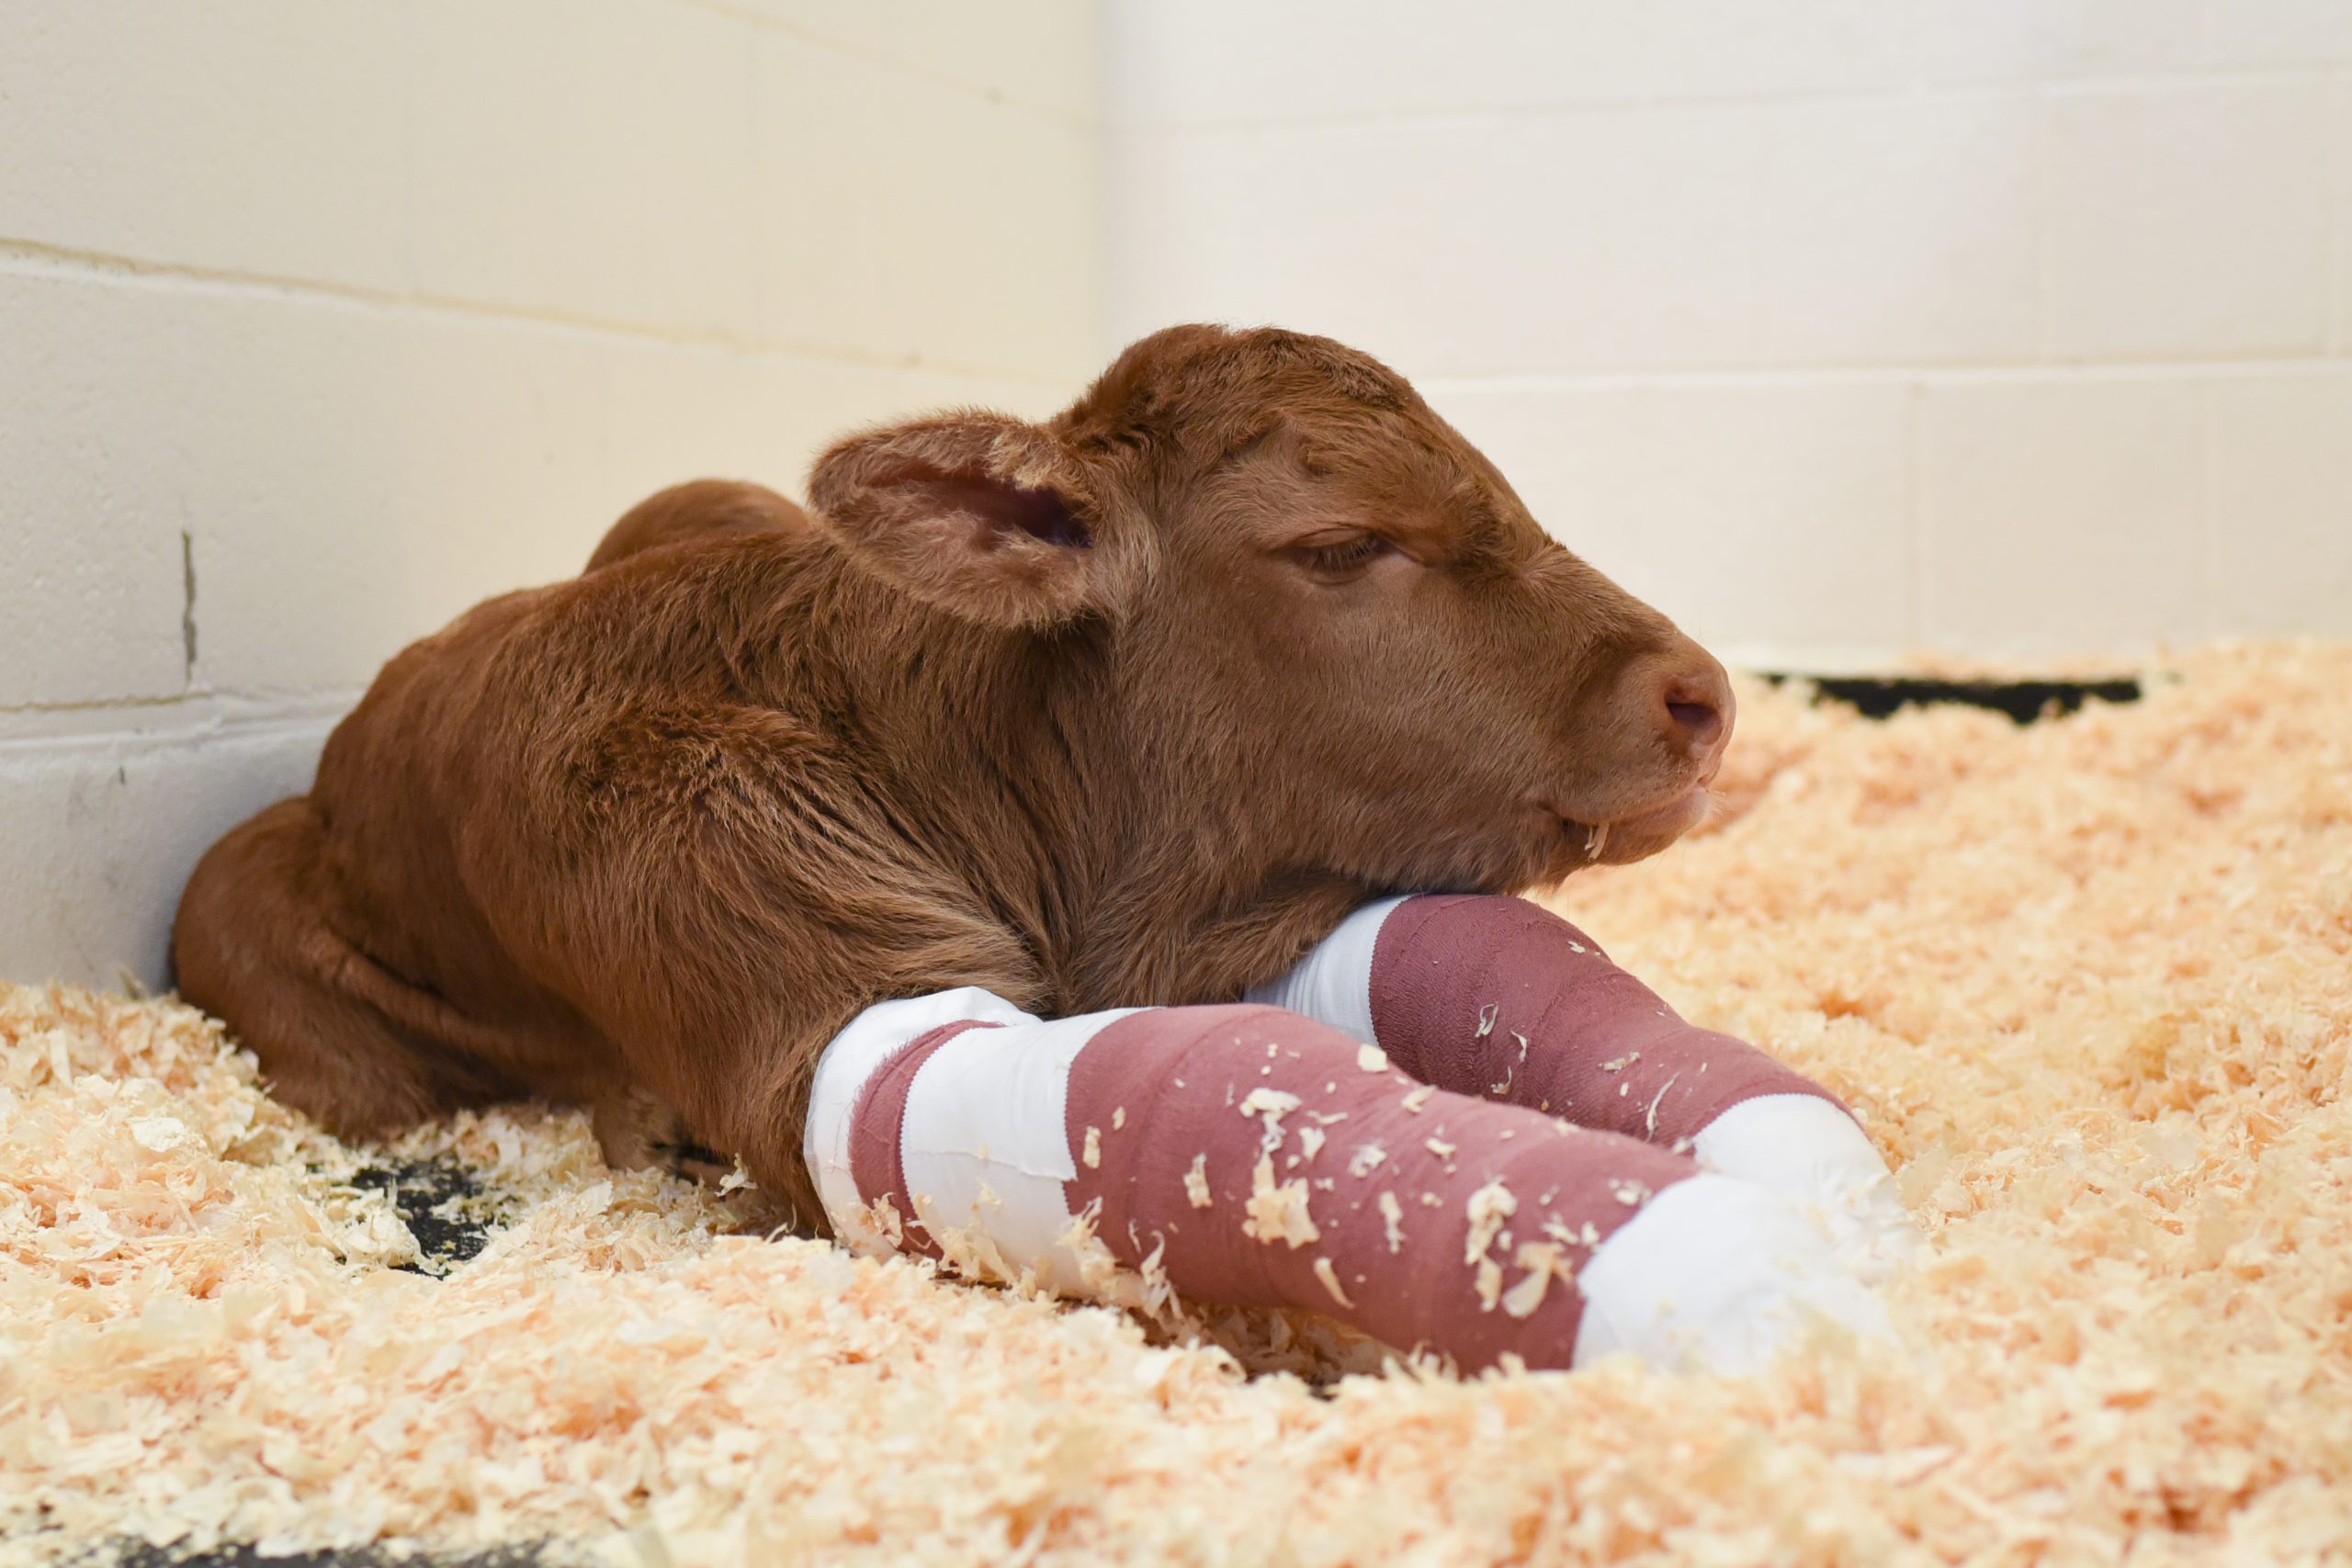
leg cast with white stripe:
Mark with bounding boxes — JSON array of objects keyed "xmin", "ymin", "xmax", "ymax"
[{"xmin": 805, "ymin": 984, "xmax": 1892, "ymax": 1375}]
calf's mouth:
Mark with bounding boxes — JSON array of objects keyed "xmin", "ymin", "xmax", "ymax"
[
  {"xmin": 1572, "ymin": 785, "xmax": 1714, "ymax": 865},
  {"xmin": 1541, "ymin": 751, "xmax": 1724, "ymax": 870}
]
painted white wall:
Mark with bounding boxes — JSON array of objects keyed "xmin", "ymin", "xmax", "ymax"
[
  {"xmin": 1103, "ymin": 0, "xmax": 2352, "ymax": 672},
  {"xmin": 0, "ymin": 0, "xmax": 1100, "ymax": 987}
]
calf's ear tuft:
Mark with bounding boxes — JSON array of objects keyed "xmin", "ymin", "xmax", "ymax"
[{"xmin": 808, "ymin": 413, "xmax": 1118, "ymax": 629}]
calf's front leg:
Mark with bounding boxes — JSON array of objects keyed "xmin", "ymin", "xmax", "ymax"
[
  {"xmin": 802, "ymin": 994, "xmax": 1885, "ymax": 1374},
  {"xmin": 1247, "ymin": 895, "xmax": 1919, "ymax": 1278}
]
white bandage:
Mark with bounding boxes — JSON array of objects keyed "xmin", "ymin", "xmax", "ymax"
[
  {"xmin": 1690, "ymin": 1093, "xmax": 1919, "ymax": 1282},
  {"xmin": 1242, "ymin": 894, "xmax": 1405, "ymax": 1047},
  {"xmin": 802, "ymin": 986, "xmax": 1033, "ymax": 1253},
  {"xmin": 1572, "ymin": 1172, "xmax": 1893, "ymax": 1374},
  {"xmin": 896, "ymin": 1009, "xmax": 1138, "ymax": 1292},
  {"xmin": 801, "ymin": 989, "xmax": 1140, "ymax": 1292}
]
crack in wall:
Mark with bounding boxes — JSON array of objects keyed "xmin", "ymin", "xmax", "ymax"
[{"xmin": 180, "ymin": 529, "xmax": 198, "ymax": 682}]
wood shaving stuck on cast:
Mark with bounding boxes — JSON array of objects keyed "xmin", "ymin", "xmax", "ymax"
[{"xmin": 4, "ymin": 641, "xmax": 2350, "ymax": 1565}]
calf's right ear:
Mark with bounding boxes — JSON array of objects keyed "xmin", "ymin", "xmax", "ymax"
[{"xmin": 807, "ymin": 413, "xmax": 1125, "ymax": 630}]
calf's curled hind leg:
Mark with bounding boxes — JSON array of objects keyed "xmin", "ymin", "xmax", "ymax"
[
  {"xmin": 803, "ymin": 994, "xmax": 1886, "ymax": 1374},
  {"xmin": 173, "ymin": 796, "xmax": 520, "ymax": 1138}
]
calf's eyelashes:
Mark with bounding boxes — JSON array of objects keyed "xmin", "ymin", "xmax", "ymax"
[{"xmin": 1291, "ymin": 530, "xmax": 1405, "ymax": 581}]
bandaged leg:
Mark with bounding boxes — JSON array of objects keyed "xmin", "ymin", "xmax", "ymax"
[
  {"xmin": 803, "ymin": 988, "xmax": 1887, "ymax": 1374},
  {"xmin": 1248, "ymin": 895, "xmax": 1917, "ymax": 1278}
]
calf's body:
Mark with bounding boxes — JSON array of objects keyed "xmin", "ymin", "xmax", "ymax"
[{"xmin": 175, "ymin": 325, "xmax": 1737, "ymax": 1236}]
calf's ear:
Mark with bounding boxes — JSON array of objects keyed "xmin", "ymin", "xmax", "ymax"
[{"xmin": 808, "ymin": 412, "xmax": 1122, "ymax": 629}]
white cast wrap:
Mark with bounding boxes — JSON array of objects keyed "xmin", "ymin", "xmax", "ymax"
[
  {"xmin": 1572, "ymin": 1172, "xmax": 1894, "ymax": 1374},
  {"xmin": 896, "ymin": 1008, "xmax": 1139, "ymax": 1292},
  {"xmin": 1690, "ymin": 1093, "xmax": 1919, "ymax": 1282},
  {"xmin": 1241, "ymin": 894, "xmax": 1406, "ymax": 1048},
  {"xmin": 802, "ymin": 988, "xmax": 1142, "ymax": 1292},
  {"xmin": 801, "ymin": 986, "xmax": 1032, "ymax": 1253}
]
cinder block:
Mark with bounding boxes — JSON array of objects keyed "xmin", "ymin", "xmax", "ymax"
[
  {"xmin": 0, "ymin": 716, "xmax": 334, "ymax": 990},
  {"xmin": 401, "ymin": 0, "xmax": 763, "ymax": 342},
  {"xmin": 1104, "ymin": 0, "xmax": 1912, "ymax": 127},
  {"xmin": 0, "ymin": 269, "xmax": 204, "ymax": 708},
  {"xmin": 1109, "ymin": 111, "xmax": 1757, "ymax": 378},
  {"xmin": 1, "ymin": 0, "xmax": 1099, "ymax": 365},
  {"xmin": 1910, "ymin": 0, "xmax": 2205, "ymax": 85},
  {"xmin": 2203, "ymin": 372, "xmax": 2352, "ymax": 639},
  {"xmin": 0, "ymin": 2, "xmax": 410, "ymax": 292},
  {"xmin": 2195, "ymin": 0, "xmax": 2352, "ymax": 71},
  {"xmin": 1918, "ymin": 378, "xmax": 2203, "ymax": 659},
  {"xmin": 1439, "ymin": 381, "xmax": 1916, "ymax": 667},
  {"xmin": 152, "ymin": 288, "xmax": 618, "ymax": 698},
  {"xmin": 741, "ymin": 0, "xmax": 1099, "ymax": 120},
  {"xmin": 1114, "ymin": 90, "xmax": 2056, "ymax": 377},
  {"xmin": 1740, "ymin": 95, "xmax": 2040, "ymax": 367},
  {"xmin": 751, "ymin": 30, "xmax": 1101, "ymax": 385},
  {"xmin": 2039, "ymin": 82, "xmax": 2331, "ymax": 359}
]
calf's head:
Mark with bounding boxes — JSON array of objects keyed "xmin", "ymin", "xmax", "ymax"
[{"xmin": 808, "ymin": 324, "xmax": 1732, "ymax": 897}]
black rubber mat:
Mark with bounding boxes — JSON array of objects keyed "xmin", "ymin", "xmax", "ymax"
[{"xmin": 1760, "ymin": 672, "xmax": 2144, "ymax": 724}]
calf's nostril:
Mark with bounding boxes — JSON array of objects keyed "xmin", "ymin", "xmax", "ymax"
[
  {"xmin": 1635, "ymin": 646, "xmax": 1736, "ymax": 764},
  {"xmin": 1663, "ymin": 689, "xmax": 1726, "ymax": 754},
  {"xmin": 1665, "ymin": 700, "xmax": 1721, "ymax": 747}
]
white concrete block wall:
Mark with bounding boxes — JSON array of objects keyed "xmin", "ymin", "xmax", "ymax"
[
  {"xmin": 1917, "ymin": 380, "xmax": 2207, "ymax": 653},
  {"xmin": 0, "ymin": 0, "xmax": 1099, "ymax": 987},
  {"xmin": 1104, "ymin": 0, "xmax": 2352, "ymax": 671}
]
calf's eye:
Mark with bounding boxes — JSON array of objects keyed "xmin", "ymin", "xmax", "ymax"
[{"xmin": 1297, "ymin": 533, "xmax": 1398, "ymax": 578}]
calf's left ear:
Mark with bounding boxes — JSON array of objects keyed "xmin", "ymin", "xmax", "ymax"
[{"xmin": 808, "ymin": 412, "xmax": 1125, "ymax": 630}]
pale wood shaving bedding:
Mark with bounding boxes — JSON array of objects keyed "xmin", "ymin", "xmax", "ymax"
[{"xmin": 4, "ymin": 640, "xmax": 2348, "ymax": 1566}]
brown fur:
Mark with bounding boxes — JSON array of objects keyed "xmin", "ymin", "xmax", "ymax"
[
  {"xmin": 583, "ymin": 479, "xmax": 809, "ymax": 573},
  {"xmin": 173, "ymin": 325, "xmax": 1732, "ymax": 1230}
]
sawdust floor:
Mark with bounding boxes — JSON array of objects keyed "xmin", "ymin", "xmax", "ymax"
[{"xmin": 5, "ymin": 642, "xmax": 2349, "ymax": 1567}]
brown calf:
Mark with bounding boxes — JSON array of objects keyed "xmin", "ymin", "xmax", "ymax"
[{"xmin": 173, "ymin": 324, "xmax": 1731, "ymax": 1229}]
